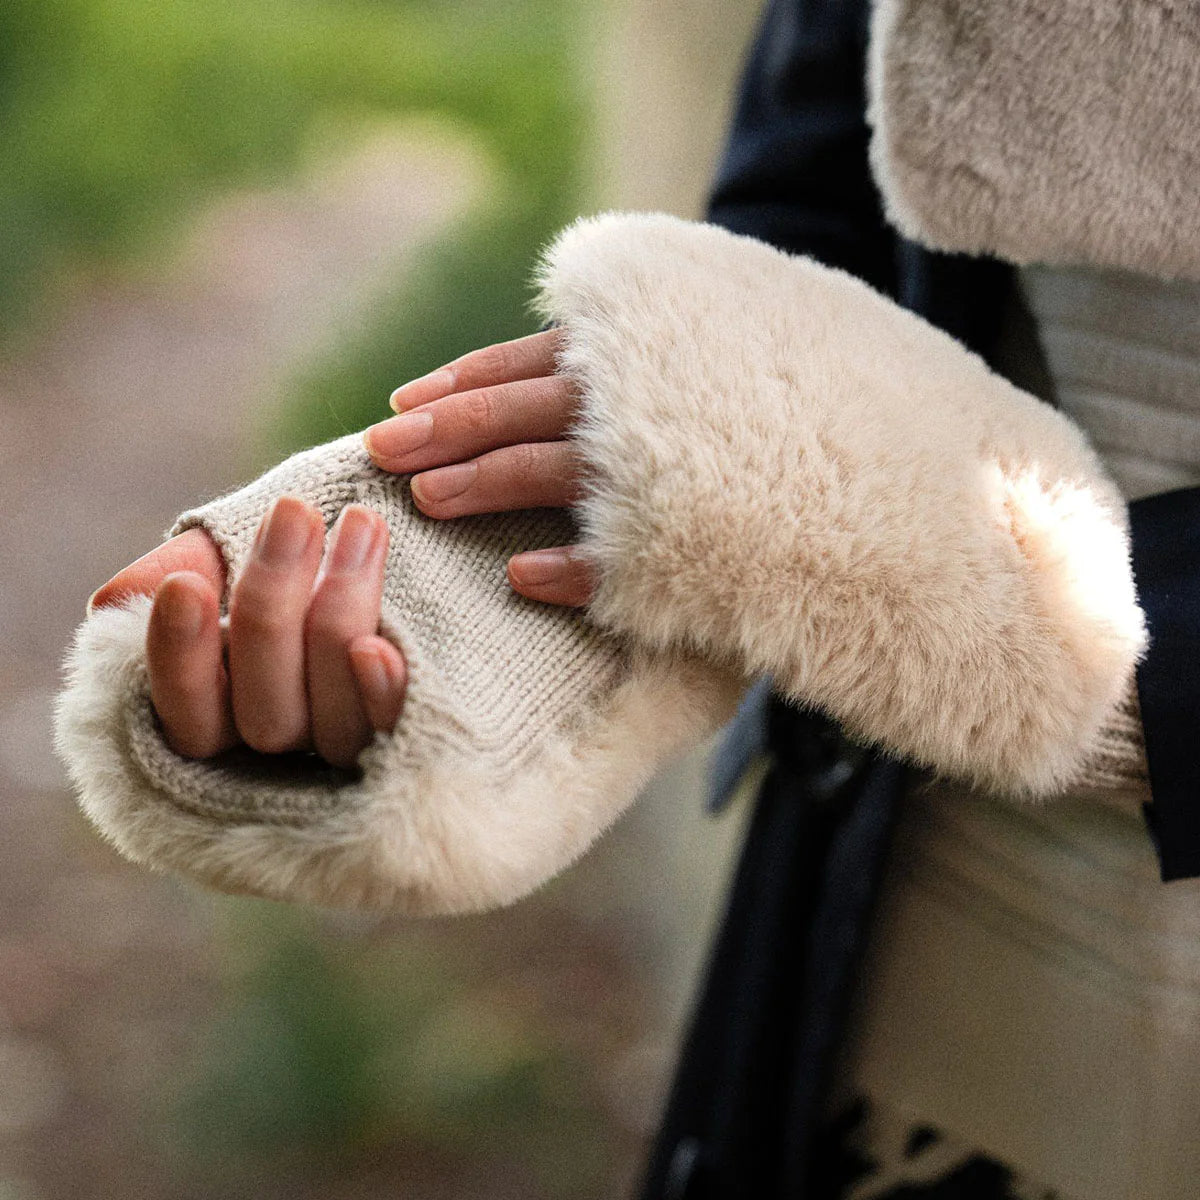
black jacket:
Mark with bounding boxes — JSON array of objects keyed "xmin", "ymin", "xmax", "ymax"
[{"xmin": 640, "ymin": 1, "xmax": 1200, "ymax": 1195}]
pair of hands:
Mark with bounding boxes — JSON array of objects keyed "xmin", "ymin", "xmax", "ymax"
[{"xmin": 90, "ymin": 329, "xmax": 599, "ymax": 769}]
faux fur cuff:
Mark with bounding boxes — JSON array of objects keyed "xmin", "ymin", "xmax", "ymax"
[
  {"xmin": 537, "ymin": 213, "xmax": 1148, "ymax": 796},
  {"xmin": 54, "ymin": 436, "xmax": 741, "ymax": 914},
  {"xmin": 867, "ymin": 0, "xmax": 1200, "ymax": 280}
]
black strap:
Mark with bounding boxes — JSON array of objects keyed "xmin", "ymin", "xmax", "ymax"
[
  {"xmin": 1129, "ymin": 486, "xmax": 1200, "ymax": 881},
  {"xmin": 639, "ymin": 708, "xmax": 905, "ymax": 1199}
]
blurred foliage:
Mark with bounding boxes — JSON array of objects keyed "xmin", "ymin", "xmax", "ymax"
[
  {"xmin": 271, "ymin": 209, "xmax": 561, "ymax": 455},
  {"xmin": 1, "ymin": 0, "xmax": 591, "ymax": 347},
  {"xmin": 270, "ymin": 8, "xmax": 590, "ymax": 451},
  {"xmin": 168, "ymin": 902, "xmax": 627, "ymax": 1196}
]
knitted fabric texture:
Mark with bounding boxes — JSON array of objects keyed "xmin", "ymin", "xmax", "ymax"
[
  {"xmin": 867, "ymin": 0, "xmax": 1200, "ymax": 281},
  {"xmin": 55, "ymin": 435, "xmax": 742, "ymax": 914},
  {"xmin": 170, "ymin": 437, "xmax": 623, "ymax": 779},
  {"xmin": 1077, "ymin": 681, "xmax": 1148, "ymax": 799}
]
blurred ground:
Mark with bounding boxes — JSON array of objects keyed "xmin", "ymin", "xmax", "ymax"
[{"xmin": 0, "ymin": 2, "xmax": 763, "ymax": 1195}]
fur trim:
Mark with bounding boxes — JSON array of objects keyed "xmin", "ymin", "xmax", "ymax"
[
  {"xmin": 536, "ymin": 212, "xmax": 1148, "ymax": 796},
  {"xmin": 55, "ymin": 600, "xmax": 740, "ymax": 916},
  {"xmin": 867, "ymin": 0, "xmax": 1200, "ymax": 280}
]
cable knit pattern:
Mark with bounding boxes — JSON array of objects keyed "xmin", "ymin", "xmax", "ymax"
[{"xmin": 54, "ymin": 434, "xmax": 742, "ymax": 913}]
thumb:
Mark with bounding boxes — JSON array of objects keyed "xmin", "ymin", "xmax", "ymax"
[{"xmin": 89, "ymin": 528, "xmax": 226, "ymax": 614}]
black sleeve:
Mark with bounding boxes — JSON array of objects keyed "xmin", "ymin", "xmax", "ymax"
[
  {"xmin": 706, "ymin": 0, "xmax": 897, "ymax": 294},
  {"xmin": 1129, "ymin": 491, "xmax": 1200, "ymax": 881}
]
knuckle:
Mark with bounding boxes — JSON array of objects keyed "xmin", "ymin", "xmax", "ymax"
[
  {"xmin": 230, "ymin": 601, "xmax": 291, "ymax": 642},
  {"xmin": 462, "ymin": 387, "xmax": 498, "ymax": 437},
  {"xmin": 510, "ymin": 440, "xmax": 542, "ymax": 476},
  {"xmin": 474, "ymin": 343, "xmax": 515, "ymax": 380},
  {"xmin": 238, "ymin": 717, "xmax": 303, "ymax": 756}
]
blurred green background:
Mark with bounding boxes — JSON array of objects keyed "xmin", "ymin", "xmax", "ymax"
[
  {"xmin": 2, "ymin": 0, "xmax": 589, "ymax": 429},
  {"xmin": 0, "ymin": 1, "xmax": 759, "ymax": 1196}
]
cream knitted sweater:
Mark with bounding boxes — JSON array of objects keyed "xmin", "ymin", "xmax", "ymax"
[{"xmin": 55, "ymin": 213, "xmax": 1149, "ymax": 913}]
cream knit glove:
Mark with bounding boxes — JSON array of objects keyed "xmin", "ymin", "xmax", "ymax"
[
  {"xmin": 55, "ymin": 436, "xmax": 743, "ymax": 914},
  {"xmin": 534, "ymin": 213, "xmax": 1148, "ymax": 798}
]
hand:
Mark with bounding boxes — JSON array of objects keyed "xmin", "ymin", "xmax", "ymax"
[
  {"xmin": 88, "ymin": 499, "xmax": 407, "ymax": 768},
  {"xmin": 363, "ymin": 329, "xmax": 598, "ymax": 608}
]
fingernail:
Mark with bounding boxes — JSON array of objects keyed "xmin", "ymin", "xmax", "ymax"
[
  {"xmin": 350, "ymin": 644, "xmax": 388, "ymax": 698},
  {"xmin": 509, "ymin": 548, "xmax": 569, "ymax": 586},
  {"xmin": 329, "ymin": 506, "xmax": 379, "ymax": 572},
  {"xmin": 411, "ymin": 461, "xmax": 477, "ymax": 504},
  {"xmin": 257, "ymin": 497, "xmax": 315, "ymax": 567},
  {"xmin": 390, "ymin": 368, "xmax": 455, "ymax": 412},
  {"xmin": 164, "ymin": 587, "xmax": 204, "ymax": 637},
  {"xmin": 365, "ymin": 411, "xmax": 435, "ymax": 463}
]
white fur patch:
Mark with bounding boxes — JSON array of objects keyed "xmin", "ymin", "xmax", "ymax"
[{"xmin": 536, "ymin": 212, "xmax": 1147, "ymax": 795}]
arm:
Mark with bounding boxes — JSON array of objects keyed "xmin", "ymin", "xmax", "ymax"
[
  {"xmin": 360, "ymin": 215, "xmax": 1146, "ymax": 800},
  {"xmin": 705, "ymin": 0, "xmax": 1177, "ymax": 873},
  {"xmin": 705, "ymin": 0, "xmax": 1148, "ymax": 806},
  {"xmin": 529, "ymin": 211, "xmax": 1146, "ymax": 797},
  {"xmin": 353, "ymin": 0, "xmax": 1146, "ymax": 805},
  {"xmin": 55, "ymin": 433, "xmax": 743, "ymax": 913}
]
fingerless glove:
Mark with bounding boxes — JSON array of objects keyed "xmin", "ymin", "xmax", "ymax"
[
  {"xmin": 56, "ymin": 212, "xmax": 1149, "ymax": 915},
  {"xmin": 55, "ymin": 435, "xmax": 742, "ymax": 914},
  {"xmin": 536, "ymin": 213, "xmax": 1147, "ymax": 797}
]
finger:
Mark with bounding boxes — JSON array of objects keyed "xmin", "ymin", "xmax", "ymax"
[
  {"xmin": 389, "ymin": 328, "xmax": 564, "ymax": 413},
  {"xmin": 89, "ymin": 528, "xmax": 225, "ymax": 614},
  {"xmin": 147, "ymin": 572, "xmax": 237, "ymax": 758},
  {"xmin": 348, "ymin": 636, "xmax": 408, "ymax": 734},
  {"xmin": 305, "ymin": 505, "xmax": 389, "ymax": 769},
  {"xmin": 507, "ymin": 545, "xmax": 598, "ymax": 608},
  {"xmin": 228, "ymin": 496, "xmax": 325, "ymax": 754},
  {"xmin": 365, "ymin": 373, "xmax": 578, "ymax": 475},
  {"xmin": 410, "ymin": 440, "xmax": 583, "ymax": 519}
]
